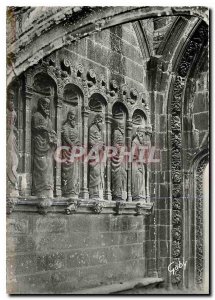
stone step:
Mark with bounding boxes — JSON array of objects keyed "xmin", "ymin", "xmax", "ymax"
[{"xmin": 71, "ymin": 277, "xmax": 164, "ymax": 294}]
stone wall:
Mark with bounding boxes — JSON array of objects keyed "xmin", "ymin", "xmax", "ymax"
[
  {"xmin": 63, "ymin": 23, "xmax": 147, "ymax": 91},
  {"xmin": 7, "ymin": 213, "xmax": 146, "ymax": 294},
  {"xmin": 6, "ymin": 7, "xmax": 209, "ymax": 294}
]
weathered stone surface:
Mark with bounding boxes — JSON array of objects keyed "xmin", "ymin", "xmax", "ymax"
[
  {"xmin": 6, "ymin": 6, "xmax": 209, "ymax": 295},
  {"xmin": 34, "ymin": 217, "xmax": 66, "ymax": 233},
  {"xmin": 7, "ymin": 217, "xmax": 29, "ymax": 235}
]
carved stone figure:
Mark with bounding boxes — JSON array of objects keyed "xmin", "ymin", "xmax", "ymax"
[
  {"xmin": 6, "ymin": 90, "xmax": 19, "ymax": 197},
  {"xmin": 32, "ymin": 98, "xmax": 57, "ymax": 198},
  {"xmin": 111, "ymin": 122, "xmax": 127, "ymax": 200},
  {"xmin": 88, "ymin": 114, "xmax": 104, "ymax": 199},
  {"xmin": 131, "ymin": 126, "xmax": 146, "ymax": 201},
  {"xmin": 61, "ymin": 109, "xmax": 80, "ymax": 197}
]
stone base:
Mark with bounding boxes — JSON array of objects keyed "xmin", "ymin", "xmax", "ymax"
[{"xmin": 71, "ymin": 277, "xmax": 164, "ymax": 294}]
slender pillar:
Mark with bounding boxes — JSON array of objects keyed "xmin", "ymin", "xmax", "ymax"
[
  {"xmin": 55, "ymin": 97, "xmax": 62, "ymax": 197},
  {"xmin": 126, "ymin": 119, "xmax": 133, "ymax": 202},
  {"xmin": 104, "ymin": 112, "xmax": 112, "ymax": 201},
  {"xmin": 22, "ymin": 85, "xmax": 32, "ymax": 196},
  {"xmin": 80, "ymin": 106, "xmax": 89, "ymax": 200}
]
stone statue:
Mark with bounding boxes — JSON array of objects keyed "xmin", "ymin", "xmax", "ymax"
[
  {"xmin": 6, "ymin": 90, "xmax": 19, "ymax": 197},
  {"xmin": 32, "ymin": 98, "xmax": 57, "ymax": 198},
  {"xmin": 88, "ymin": 114, "xmax": 104, "ymax": 199},
  {"xmin": 131, "ymin": 126, "xmax": 146, "ymax": 201},
  {"xmin": 61, "ymin": 109, "xmax": 80, "ymax": 197},
  {"xmin": 111, "ymin": 122, "xmax": 127, "ymax": 200}
]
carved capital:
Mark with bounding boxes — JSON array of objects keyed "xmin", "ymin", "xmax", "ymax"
[
  {"xmin": 126, "ymin": 119, "xmax": 133, "ymax": 131},
  {"xmin": 65, "ymin": 200, "xmax": 79, "ymax": 215},
  {"xmin": 81, "ymin": 106, "xmax": 90, "ymax": 117},
  {"xmin": 135, "ymin": 202, "xmax": 153, "ymax": 216},
  {"xmin": 37, "ymin": 198, "xmax": 53, "ymax": 215},
  {"xmin": 105, "ymin": 113, "xmax": 112, "ymax": 124},
  {"xmin": 91, "ymin": 202, "xmax": 103, "ymax": 214}
]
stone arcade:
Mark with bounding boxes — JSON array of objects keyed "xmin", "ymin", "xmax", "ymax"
[{"xmin": 6, "ymin": 7, "xmax": 209, "ymax": 294}]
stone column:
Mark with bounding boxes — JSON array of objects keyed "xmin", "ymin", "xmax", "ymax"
[
  {"xmin": 55, "ymin": 97, "xmax": 63, "ymax": 197},
  {"xmin": 126, "ymin": 119, "xmax": 133, "ymax": 202},
  {"xmin": 104, "ymin": 112, "xmax": 112, "ymax": 201},
  {"xmin": 22, "ymin": 85, "xmax": 32, "ymax": 196},
  {"xmin": 80, "ymin": 106, "xmax": 89, "ymax": 200}
]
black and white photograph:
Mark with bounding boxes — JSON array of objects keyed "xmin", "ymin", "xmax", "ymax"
[{"xmin": 5, "ymin": 5, "xmax": 210, "ymax": 295}]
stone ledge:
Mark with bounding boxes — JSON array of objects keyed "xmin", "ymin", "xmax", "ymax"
[
  {"xmin": 6, "ymin": 197, "xmax": 153, "ymax": 216},
  {"xmin": 70, "ymin": 277, "xmax": 164, "ymax": 294}
]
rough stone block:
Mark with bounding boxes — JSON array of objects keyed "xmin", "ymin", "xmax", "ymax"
[
  {"xmin": 67, "ymin": 249, "xmax": 91, "ymax": 268},
  {"xmin": 95, "ymin": 44, "xmax": 110, "ymax": 66},
  {"xmin": 94, "ymin": 29, "xmax": 111, "ymax": 48},
  {"xmin": 127, "ymin": 216, "xmax": 144, "ymax": 231},
  {"xmin": 122, "ymin": 26, "xmax": 138, "ymax": 46},
  {"xmin": 159, "ymin": 241, "xmax": 169, "ymax": 257},
  {"xmin": 194, "ymin": 112, "xmax": 209, "ymax": 131},
  {"xmin": 7, "ymin": 272, "xmax": 50, "ymax": 294},
  {"xmin": 67, "ymin": 215, "xmax": 96, "ymax": 232},
  {"xmin": 48, "ymin": 268, "xmax": 81, "ymax": 293},
  {"xmin": 122, "ymin": 42, "xmax": 143, "ymax": 64},
  {"xmin": 159, "ymin": 257, "xmax": 170, "ymax": 269},
  {"xmin": 156, "ymin": 93, "xmax": 165, "ymax": 114},
  {"xmin": 7, "ymin": 254, "xmax": 37, "ymax": 276},
  {"xmin": 32, "ymin": 232, "xmax": 87, "ymax": 251},
  {"xmin": 146, "ymin": 258, "xmax": 156, "ymax": 270},
  {"xmin": 158, "ymin": 133, "xmax": 167, "ymax": 149},
  {"xmin": 118, "ymin": 232, "xmax": 138, "ymax": 245},
  {"xmin": 161, "ymin": 150, "xmax": 168, "ymax": 171},
  {"xmin": 7, "ymin": 217, "xmax": 29, "ymax": 235},
  {"xmin": 124, "ymin": 57, "xmax": 143, "ymax": 82},
  {"xmin": 79, "ymin": 264, "xmax": 109, "ymax": 289},
  {"xmin": 110, "ymin": 33, "xmax": 122, "ymax": 53},
  {"xmin": 157, "ymin": 197, "xmax": 168, "ymax": 210},
  {"xmin": 160, "ymin": 115, "xmax": 167, "ymax": 132},
  {"xmin": 109, "ymin": 216, "xmax": 129, "ymax": 232},
  {"xmin": 158, "ymin": 225, "xmax": 168, "ymax": 240},
  {"xmin": 37, "ymin": 252, "xmax": 66, "ymax": 271},
  {"xmin": 193, "ymin": 92, "xmax": 209, "ymax": 113},
  {"xmin": 89, "ymin": 248, "xmax": 112, "ymax": 266},
  {"xmin": 159, "ymin": 210, "xmax": 170, "ymax": 226},
  {"xmin": 116, "ymin": 244, "xmax": 143, "ymax": 261},
  {"xmin": 99, "ymin": 232, "xmax": 120, "ymax": 247},
  {"xmin": 110, "ymin": 25, "xmax": 122, "ymax": 38},
  {"xmin": 66, "ymin": 38, "xmax": 87, "ymax": 57},
  {"xmin": 34, "ymin": 217, "xmax": 66, "ymax": 233},
  {"xmin": 7, "ymin": 235, "xmax": 34, "ymax": 253},
  {"xmin": 109, "ymin": 51, "xmax": 124, "ymax": 74},
  {"xmin": 145, "ymin": 241, "xmax": 156, "ymax": 257}
]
